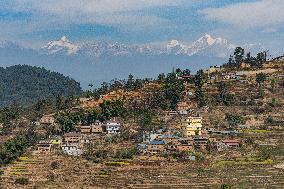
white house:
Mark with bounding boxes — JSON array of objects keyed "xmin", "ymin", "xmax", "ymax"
[
  {"xmin": 105, "ymin": 121, "xmax": 122, "ymax": 134},
  {"xmin": 61, "ymin": 143, "xmax": 83, "ymax": 156}
]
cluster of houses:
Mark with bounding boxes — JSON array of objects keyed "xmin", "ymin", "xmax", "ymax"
[
  {"xmin": 75, "ymin": 119, "xmax": 122, "ymax": 135},
  {"xmin": 36, "ymin": 133, "xmax": 88, "ymax": 156},
  {"xmin": 137, "ymin": 116, "xmax": 241, "ymax": 155},
  {"xmin": 36, "ymin": 116, "xmax": 123, "ymax": 156},
  {"xmin": 35, "ymin": 112, "xmax": 241, "ymax": 157}
]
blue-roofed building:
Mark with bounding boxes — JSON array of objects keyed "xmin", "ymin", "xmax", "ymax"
[
  {"xmin": 142, "ymin": 131, "xmax": 162, "ymax": 143},
  {"xmin": 158, "ymin": 134, "xmax": 180, "ymax": 144},
  {"xmin": 148, "ymin": 140, "xmax": 166, "ymax": 154}
]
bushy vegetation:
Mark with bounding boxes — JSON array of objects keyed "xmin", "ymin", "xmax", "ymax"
[
  {"xmin": 220, "ymin": 183, "xmax": 231, "ymax": 189},
  {"xmin": 163, "ymin": 71, "xmax": 185, "ymax": 109},
  {"xmin": 99, "ymin": 100, "xmax": 124, "ymax": 121},
  {"xmin": 0, "ymin": 105, "xmax": 21, "ymax": 135},
  {"xmin": 227, "ymin": 47, "xmax": 267, "ymax": 68},
  {"xmin": 0, "ymin": 65, "xmax": 82, "ymax": 107},
  {"xmin": 194, "ymin": 70, "xmax": 208, "ymax": 107},
  {"xmin": 216, "ymin": 82, "xmax": 235, "ymax": 106},
  {"xmin": 258, "ymin": 145, "xmax": 284, "ymax": 160},
  {"xmin": 14, "ymin": 177, "xmax": 29, "ymax": 185},
  {"xmin": 225, "ymin": 113, "xmax": 245, "ymax": 127},
  {"xmin": 0, "ymin": 133, "xmax": 36, "ymax": 164},
  {"xmin": 114, "ymin": 147, "xmax": 137, "ymax": 159},
  {"xmin": 50, "ymin": 161, "xmax": 60, "ymax": 169},
  {"xmin": 86, "ymin": 74, "xmax": 149, "ymax": 99}
]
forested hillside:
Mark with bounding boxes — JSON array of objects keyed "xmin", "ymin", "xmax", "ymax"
[{"xmin": 0, "ymin": 65, "xmax": 82, "ymax": 107}]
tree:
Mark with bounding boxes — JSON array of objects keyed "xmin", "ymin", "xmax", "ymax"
[
  {"xmin": 163, "ymin": 72, "xmax": 185, "ymax": 110},
  {"xmin": 82, "ymin": 109, "xmax": 99, "ymax": 125},
  {"xmin": 271, "ymin": 98, "xmax": 278, "ymax": 107},
  {"xmin": 256, "ymin": 51, "xmax": 267, "ymax": 67},
  {"xmin": 56, "ymin": 114, "xmax": 76, "ymax": 134},
  {"xmin": 99, "ymin": 100, "xmax": 124, "ymax": 121},
  {"xmin": 218, "ymin": 82, "xmax": 228, "ymax": 101},
  {"xmin": 55, "ymin": 96, "xmax": 74, "ymax": 110},
  {"xmin": 266, "ymin": 115, "xmax": 274, "ymax": 124},
  {"xmin": 233, "ymin": 47, "xmax": 245, "ymax": 67},
  {"xmin": 270, "ymin": 78, "xmax": 276, "ymax": 92},
  {"xmin": 183, "ymin": 69, "xmax": 191, "ymax": 76},
  {"xmin": 225, "ymin": 113, "xmax": 244, "ymax": 127},
  {"xmin": 138, "ymin": 109, "xmax": 154, "ymax": 132},
  {"xmin": 194, "ymin": 70, "xmax": 206, "ymax": 89},
  {"xmin": 217, "ymin": 82, "xmax": 234, "ymax": 106},
  {"xmin": 0, "ymin": 135, "xmax": 30, "ymax": 164},
  {"xmin": 256, "ymin": 73, "xmax": 266, "ymax": 86},
  {"xmin": 149, "ymin": 90, "xmax": 169, "ymax": 110},
  {"xmin": 157, "ymin": 73, "xmax": 166, "ymax": 83},
  {"xmin": 55, "ymin": 110, "xmax": 86, "ymax": 134},
  {"xmin": 100, "ymin": 82, "xmax": 109, "ymax": 94},
  {"xmin": 125, "ymin": 74, "xmax": 135, "ymax": 90},
  {"xmin": 110, "ymin": 79, "xmax": 124, "ymax": 91},
  {"xmin": 194, "ymin": 70, "xmax": 208, "ymax": 107},
  {"xmin": 0, "ymin": 105, "xmax": 21, "ymax": 135},
  {"xmin": 227, "ymin": 55, "xmax": 236, "ymax": 67},
  {"xmin": 175, "ymin": 68, "xmax": 182, "ymax": 75}
]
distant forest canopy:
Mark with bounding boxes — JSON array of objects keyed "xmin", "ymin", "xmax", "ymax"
[{"xmin": 0, "ymin": 65, "xmax": 82, "ymax": 107}]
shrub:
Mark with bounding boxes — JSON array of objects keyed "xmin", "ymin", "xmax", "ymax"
[
  {"xmin": 50, "ymin": 161, "xmax": 59, "ymax": 169},
  {"xmin": 270, "ymin": 98, "xmax": 278, "ymax": 107},
  {"xmin": 225, "ymin": 113, "xmax": 244, "ymax": 127},
  {"xmin": 258, "ymin": 146, "xmax": 274, "ymax": 160},
  {"xmin": 15, "ymin": 177, "xmax": 29, "ymax": 185},
  {"xmin": 266, "ymin": 115, "xmax": 274, "ymax": 124},
  {"xmin": 220, "ymin": 183, "xmax": 231, "ymax": 189},
  {"xmin": 114, "ymin": 147, "xmax": 137, "ymax": 159}
]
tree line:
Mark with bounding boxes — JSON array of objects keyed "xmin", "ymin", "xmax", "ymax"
[{"xmin": 227, "ymin": 47, "xmax": 267, "ymax": 68}]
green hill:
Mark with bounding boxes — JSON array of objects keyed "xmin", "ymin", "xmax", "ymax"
[{"xmin": 0, "ymin": 65, "xmax": 82, "ymax": 107}]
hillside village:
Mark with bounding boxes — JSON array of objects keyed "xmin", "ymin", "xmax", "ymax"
[{"xmin": 1, "ymin": 49, "xmax": 284, "ymax": 188}]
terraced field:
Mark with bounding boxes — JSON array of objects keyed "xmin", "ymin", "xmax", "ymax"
[
  {"xmin": 1, "ymin": 152, "xmax": 284, "ymax": 188},
  {"xmin": 1, "ymin": 130, "xmax": 283, "ymax": 189}
]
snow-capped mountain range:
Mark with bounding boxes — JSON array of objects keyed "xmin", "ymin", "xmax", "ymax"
[
  {"xmin": 40, "ymin": 34, "xmax": 265, "ymax": 58},
  {"xmin": 0, "ymin": 34, "xmax": 267, "ymax": 88}
]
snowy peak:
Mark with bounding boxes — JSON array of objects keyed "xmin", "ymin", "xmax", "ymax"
[
  {"xmin": 197, "ymin": 34, "xmax": 216, "ymax": 45},
  {"xmin": 167, "ymin": 40, "xmax": 180, "ymax": 48},
  {"xmin": 40, "ymin": 34, "xmax": 265, "ymax": 59},
  {"xmin": 166, "ymin": 40, "xmax": 188, "ymax": 55},
  {"xmin": 188, "ymin": 34, "xmax": 233, "ymax": 58},
  {"xmin": 193, "ymin": 34, "xmax": 228, "ymax": 48},
  {"xmin": 164, "ymin": 34, "xmax": 232, "ymax": 58},
  {"xmin": 42, "ymin": 36, "xmax": 78, "ymax": 55},
  {"xmin": 60, "ymin": 36, "xmax": 68, "ymax": 43}
]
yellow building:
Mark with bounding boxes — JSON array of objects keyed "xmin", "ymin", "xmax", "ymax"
[
  {"xmin": 51, "ymin": 138, "xmax": 62, "ymax": 145},
  {"xmin": 181, "ymin": 117, "xmax": 202, "ymax": 137}
]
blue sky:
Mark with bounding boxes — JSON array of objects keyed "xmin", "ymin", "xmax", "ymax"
[{"xmin": 0, "ymin": 0, "xmax": 284, "ymax": 54}]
